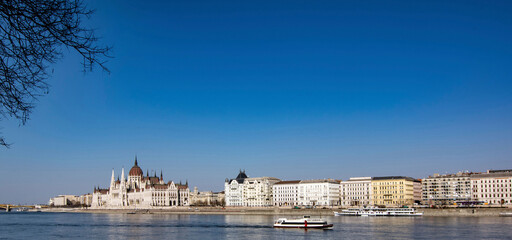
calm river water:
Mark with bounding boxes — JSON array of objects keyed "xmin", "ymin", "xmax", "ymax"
[{"xmin": 1, "ymin": 212, "xmax": 512, "ymax": 239}]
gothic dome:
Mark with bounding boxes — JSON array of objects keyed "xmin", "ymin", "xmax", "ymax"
[{"xmin": 129, "ymin": 157, "xmax": 144, "ymax": 176}]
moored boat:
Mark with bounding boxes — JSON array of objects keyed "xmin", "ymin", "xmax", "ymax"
[
  {"xmin": 499, "ymin": 212, "xmax": 512, "ymax": 217},
  {"xmin": 334, "ymin": 207, "xmax": 423, "ymax": 216},
  {"xmin": 273, "ymin": 216, "xmax": 333, "ymax": 229}
]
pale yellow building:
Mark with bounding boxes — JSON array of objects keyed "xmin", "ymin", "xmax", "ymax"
[{"xmin": 371, "ymin": 176, "xmax": 421, "ymax": 207}]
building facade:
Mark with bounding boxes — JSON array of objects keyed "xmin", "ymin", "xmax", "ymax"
[
  {"xmin": 224, "ymin": 170, "xmax": 248, "ymax": 206},
  {"xmin": 79, "ymin": 194, "xmax": 93, "ymax": 206},
  {"xmin": 471, "ymin": 169, "xmax": 512, "ymax": 205},
  {"xmin": 340, "ymin": 177, "xmax": 372, "ymax": 207},
  {"xmin": 422, "ymin": 172, "xmax": 472, "ymax": 206},
  {"xmin": 91, "ymin": 157, "xmax": 189, "ymax": 209},
  {"xmin": 298, "ymin": 179, "xmax": 340, "ymax": 207},
  {"xmin": 224, "ymin": 170, "xmax": 280, "ymax": 207},
  {"xmin": 273, "ymin": 179, "xmax": 340, "ymax": 207},
  {"xmin": 272, "ymin": 180, "xmax": 300, "ymax": 207},
  {"xmin": 243, "ymin": 177, "xmax": 281, "ymax": 207},
  {"xmin": 49, "ymin": 195, "xmax": 80, "ymax": 206},
  {"xmin": 371, "ymin": 176, "xmax": 421, "ymax": 207},
  {"xmin": 190, "ymin": 187, "xmax": 225, "ymax": 206}
]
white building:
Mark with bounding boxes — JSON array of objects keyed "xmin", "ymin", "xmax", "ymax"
[
  {"xmin": 79, "ymin": 193, "xmax": 93, "ymax": 206},
  {"xmin": 91, "ymin": 157, "xmax": 189, "ymax": 209},
  {"xmin": 471, "ymin": 169, "xmax": 512, "ymax": 205},
  {"xmin": 224, "ymin": 170, "xmax": 248, "ymax": 206},
  {"xmin": 190, "ymin": 187, "xmax": 225, "ymax": 206},
  {"xmin": 243, "ymin": 177, "xmax": 281, "ymax": 207},
  {"xmin": 224, "ymin": 170, "xmax": 280, "ymax": 207},
  {"xmin": 273, "ymin": 179, "xmax": 340, "ymax": 207},
  {"xmin": 422, "ymin": 172, "xmax": 472, "ymax": 206},
  {"xmin": 340, "ymin": 177, "xmax": 372, "ymax": 207},
  {"xmin": 273, "ymin": 180, "xmax": 300, "ymax": 207},
  {"xmin": 49, "ymin": 195, "xmax": 79, "ymax": 206}
]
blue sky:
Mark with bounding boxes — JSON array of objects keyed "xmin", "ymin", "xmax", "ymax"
[{"xmin": 1, "ymin": 0, "xmax": 511, "ymax": 204}]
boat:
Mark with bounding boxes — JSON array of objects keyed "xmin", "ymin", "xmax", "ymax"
[
  {"xmin": 334, "ymin": 207, "xmax": 423, "ymax": 216},
  {"xmin": 499, "ymin": 212, "xmax": 512, "ymax": 217},
  {"xmin": 14, "ymin": 207, "xmax": 29, "ymax": 212},
  {"xmin": 273, "ymin": 216, "xmax": 333, "ymax": 229}
]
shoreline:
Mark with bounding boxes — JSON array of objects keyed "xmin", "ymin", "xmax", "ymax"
[{"xmin": 38, "ymin": 207, "xmax": 512, "ymax": 217}]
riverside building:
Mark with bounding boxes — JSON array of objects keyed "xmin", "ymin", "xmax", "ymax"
[
  {"xmin": 224, "ymin": 170, "xmax": 248, "ymax": 206},
  {"xmin": 272, "ymin": 180, "xmax": 301, "ymax": 207},
  {"xmin": 421, "ymin": 171, "xmax": 472, "ymax": 206},
  {"xmin": 340, "ymin": 177, "xmax": 372, "ymax": 207},
  {"xmin": 273, "ymin": 179, "xmax": 340, "ymax": 207},
  {"xmin": 91, "ymin": 157, "xmax": 190, "ymax": 209},
  {"xmin": 371, "ymin": 176, "xmax": 421, "ymax": 207},
  {"xmin": 471, "ymin": 169, "xmax": 512, "ymax": 205},
  {"xmin": 224, "ymin": 170, "xmax": 281, "ymax": 207},
  {"xmin": 298, "ymin": 179, "xmax": 340, "ymax": 207},
  {"xmin": 243, "ymin": 177, "xmax": 281, "ymax": 207},
  {"xmin": 190, "ymin": 187, "xmax": 225, "ymax": 206}
]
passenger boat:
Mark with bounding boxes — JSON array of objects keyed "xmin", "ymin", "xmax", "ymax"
[
  {"xmin": 499, "ymin": 212, "xmax": 512, "ymax": 217},
  {"xmin": 273, "ymin": 216, "xmax": 333, "ymax": 229},
  {"xmin": 334, "ymin": 207, "xmax": 423, "ymax": 216}
]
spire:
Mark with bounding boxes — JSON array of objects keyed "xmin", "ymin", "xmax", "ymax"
[
  {"xmin": 121, "ymin": 168, "xmax": 126, "ymax": 189},
  {"xmin": 160, "ymin": 170, "xmax": 163, "ymax": 180},
  {"xmin": 121, "ymin": 168, "xmax": 126, "ymax": 182},
  {"xmin": 147, "ymin": 169, "xmax": 149, "ymax": 177},
  {"xmin": 134, "ymin": 155, "xmax": 138, "ymax": 166},
  {"xmin": 110, "ymin": 169, "xmax": 115, "ymax": 187},
  {"xmin": 186, "ymin": 179, "xmax": 188, "ymax": 186}
]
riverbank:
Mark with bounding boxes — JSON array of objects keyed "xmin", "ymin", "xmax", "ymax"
[{"xmin": 40, "ymin": 206, "xmax": 512, "ymax": 217}]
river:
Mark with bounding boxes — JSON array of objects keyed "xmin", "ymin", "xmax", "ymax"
[{"xmin": 0, "ymin": 212, "xmax": 511, "ymax": 239}]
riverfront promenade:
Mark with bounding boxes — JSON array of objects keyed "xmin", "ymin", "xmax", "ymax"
[{"xmin": 39, "ymin": 206, "xmax": 512, "ymax": 217}]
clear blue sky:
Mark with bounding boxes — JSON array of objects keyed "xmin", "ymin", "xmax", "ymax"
[{"xmin": 1, "ymin": 0, "xmax": 511, "ymax": 204}]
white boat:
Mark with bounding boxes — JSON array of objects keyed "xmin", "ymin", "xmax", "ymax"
[
  {"xmin": 499, "ymin": 212, "xmax": 512, "ymax": 217},
  {"xmin": 334, "ymin": 207, "xmax": 423, "ymax": 216},
  {"xmin": 273, "ymin": 216, "xmax": 333, "ymax": 229}
]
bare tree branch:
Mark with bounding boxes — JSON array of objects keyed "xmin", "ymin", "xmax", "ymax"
[{"xmin": 0, "ymin": 0, "xmax": 111, "ymax": 147}]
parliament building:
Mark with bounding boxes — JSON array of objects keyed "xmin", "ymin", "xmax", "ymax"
[{"xmin": 91, "ymin": 157, "xmax": 189, "ymax": 208}]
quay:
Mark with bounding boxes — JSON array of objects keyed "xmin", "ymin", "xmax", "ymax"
[{"xmin": 38, "ymin": 206, "xmax": 512, "ymax": 217}]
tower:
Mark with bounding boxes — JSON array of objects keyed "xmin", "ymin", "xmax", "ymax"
[
  {"xmin": 110, "ymin": 169, "xmax": 115, "ymax": 191},
  {"xmin": 121, "ymin": 168, "xmax": 126, "ymax": 189}
]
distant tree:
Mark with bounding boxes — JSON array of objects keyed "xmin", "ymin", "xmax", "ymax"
[{"xmin": 0, "ymin": 0, "xmax": 111, "ymax": 147}]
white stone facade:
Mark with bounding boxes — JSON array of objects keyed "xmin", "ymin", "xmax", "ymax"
[
  {"xmin": 224, "ymin": 170, "xmax": 280, "ymax": 207},
  {"xmin": 49, "ymin": 195, "xmax": 79, "ymax": 206},
  {"xmin": 340, "ymin": 177, "xmax": 372, "ymax": 207},
  {"xmin": 471, "ymin": 170, "xmax": 512, "ymax": 205},
  {"xmin": 190, "ymin": 187, "xmax": 225, "ymax": 206},
  {"xmin": 298, "ymin": 179, "xmax": 340, "ymax": 207},
  {"xmin": 273, "ymin": 179, "xmax": 340, "ymax": 207},
  {"xmin": 243, "ymin": 177, "xmax": 281, "ymax": 207},
  {"xmin": 273, "ymin": 180, "xmax": 300, "ymax": 207},
  {"xmin": 224, "ymin": 170, "xmax": 248, "ymax": 206},
  {"xmin": 91, "ymin": 158, "xmax": 189, "ymax": 209}
]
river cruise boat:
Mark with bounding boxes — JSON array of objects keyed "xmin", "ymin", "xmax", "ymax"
[
  {"xmin": 334, "ymin": 207, "xmax": 423, "ymax": 217},
  {"xmin": 273, "ymin": 216, "xmax": 333, "ymax": 229},
  {"xmin": 499, "ymin": 212, "xmax": 512, "ymax": 217}
]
